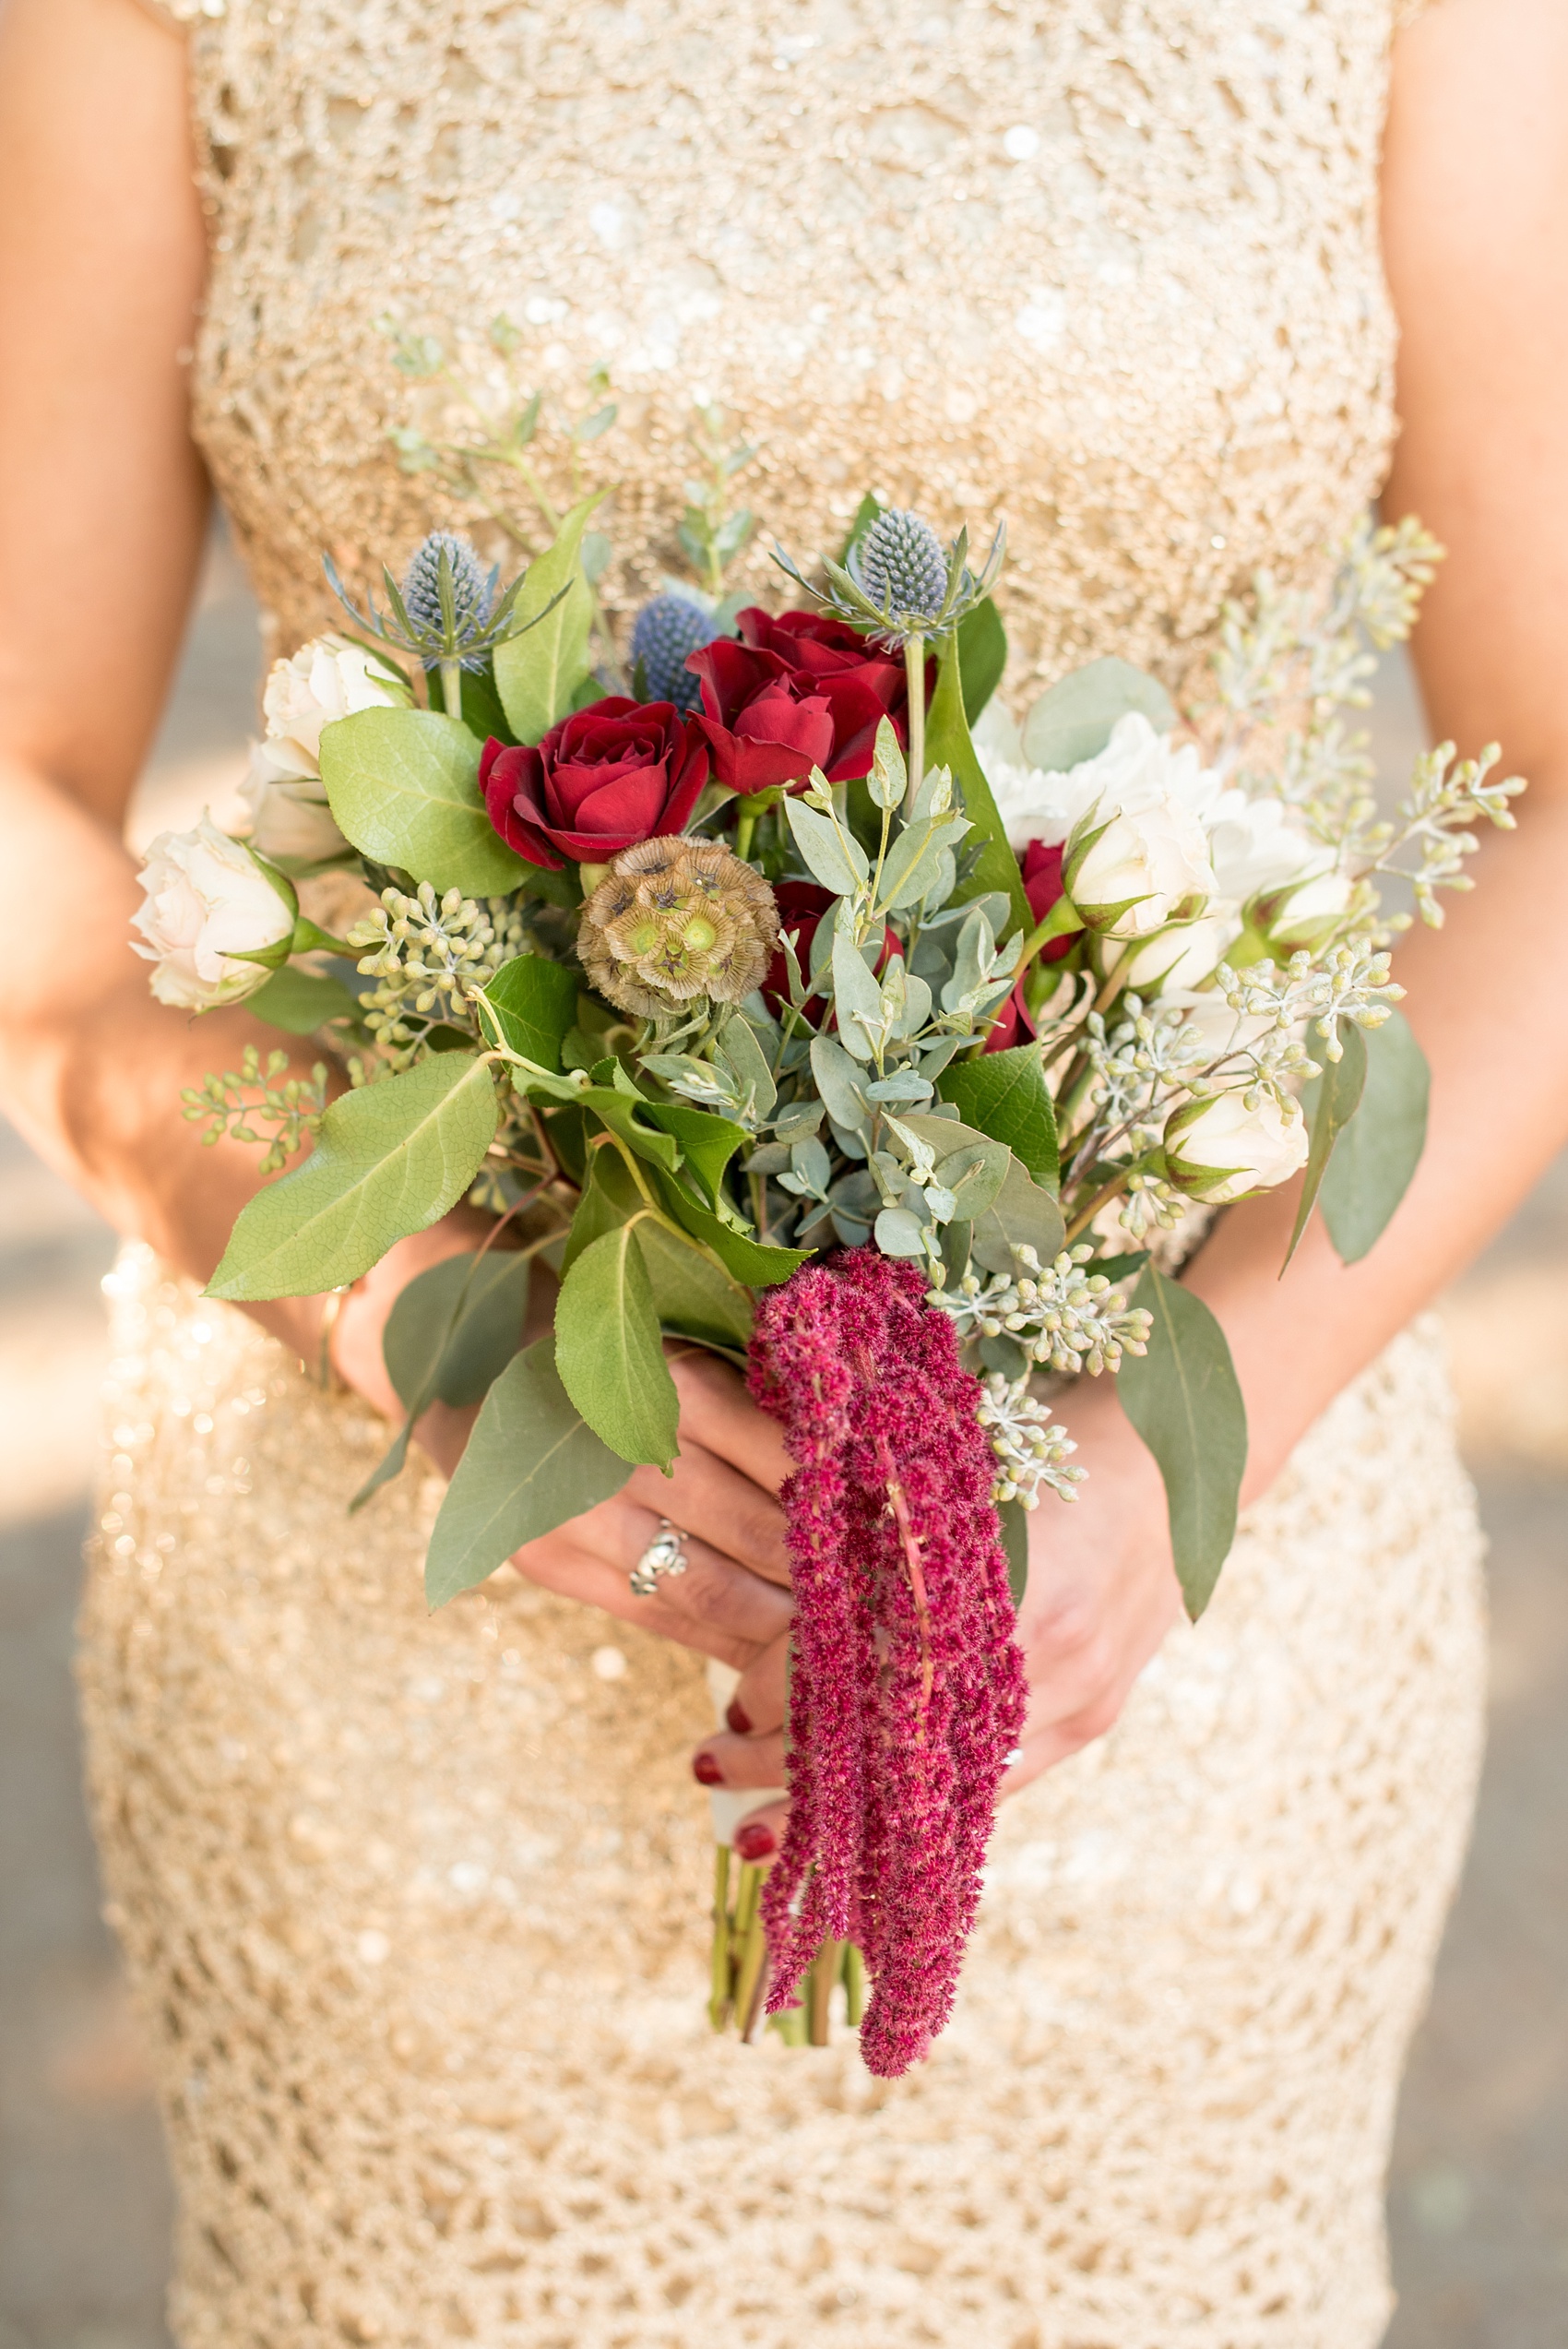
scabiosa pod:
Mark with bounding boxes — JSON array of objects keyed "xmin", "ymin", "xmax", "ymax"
[{"xmin": 748, "ymin": 1248, "xmax": 1028, "ymax": 2078}]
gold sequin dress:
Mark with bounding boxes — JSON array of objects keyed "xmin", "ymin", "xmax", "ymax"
[{"xmin": 89, "ymin": 4, "xmax": 1479, "ymax": 2343}]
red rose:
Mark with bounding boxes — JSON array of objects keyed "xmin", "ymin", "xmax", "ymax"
[
  {"xmin": 983, "ymin": 839, "xmax": 1083, "ymax": 1053},
  {"xmin": 480, "ymin": 698, "xmax": 708, "ymax": 871},
  {"xmin": 687, "ymin": 608, "xmax": 917, "ymax": 794}
]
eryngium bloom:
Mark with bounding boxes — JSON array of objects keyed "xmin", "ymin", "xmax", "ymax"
[
  {"xmin": 630, "ymin": 591, "xmax": 719, "ymax": 711},
  {"xmin": 749, "ymin": 1249, "xmax": 1028, "ymax": 2077},
  {"xmin": 578, "ymin": 837, "xmax": 778, "ymax": 1018}
]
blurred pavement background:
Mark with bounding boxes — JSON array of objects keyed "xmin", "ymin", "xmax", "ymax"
[{"xmin": 1, "ymin": 531, "xmax": 1564, "ymax": 2349}]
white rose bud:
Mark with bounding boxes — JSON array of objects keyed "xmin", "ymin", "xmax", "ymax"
[
  {"xmin": 1163, "ymin": 1087, "xmax": 1309, "ymax": 1205},
  {"xmin": 1257, "ymin": 861, "xmax": 1354, "ymax": 948},
  {"xmin": 261, "ymin": 632, "xmax": 407, "ymax": 767},
  {"xmin": 132, "ymin": 814, "xmax": 296, "ymax": 1010},
  {"xmin": 1065, "ymin": 786, "xmax": 1215, "ymax": 939},
  {"xmin": 241, "ymin": 743, "xmax": 349, "ymax": 863},
  {"xmin": 1122, "ymin": 911, "xmax": 1239, "ymax": 995}
]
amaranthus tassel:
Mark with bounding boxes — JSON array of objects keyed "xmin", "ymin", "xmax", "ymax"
[{"xmin": 747, "ymin": 1249, "xmax": 1028, "ymax": 2078}]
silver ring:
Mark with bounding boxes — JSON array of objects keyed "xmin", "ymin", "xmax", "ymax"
[{"xmin": 629, "ymin": 1517, "xmax": 689, "ymax": 1598}]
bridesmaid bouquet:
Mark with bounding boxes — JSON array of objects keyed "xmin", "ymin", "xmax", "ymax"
[{"xmin": 133, "ymin": 448, "xmax": 1520, "ymax": 2073}]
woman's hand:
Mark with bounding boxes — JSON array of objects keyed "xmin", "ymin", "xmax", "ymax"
[
  {"xmin": 329, "ymin": 1223, "xmax": 795, "ymax": 1675},
  {"xmin": 692, "ymin": 1372, "xmax": 1184, "ymax": 1859}
]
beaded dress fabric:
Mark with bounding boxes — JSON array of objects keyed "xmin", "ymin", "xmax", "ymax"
[{"xmin": 87, "ymin": 4, "xmax": 1478, "ymax": 2345}]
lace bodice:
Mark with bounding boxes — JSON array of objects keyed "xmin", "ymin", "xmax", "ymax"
[{"xmin": 160, "ymin": 0, "xmax": 1417, "ymax": 692}]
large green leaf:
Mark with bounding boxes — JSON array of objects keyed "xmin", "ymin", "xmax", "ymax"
[
  {"xmin": 956, "ymin": 599, "xmax": 1007, "ymax": 724},
  {"xmin": 640, "ymin": 1102, "xmax": 749, "ymax": 1206},
  {"xmin": 968, "ymin": 1153, "xmax": 1066, "ymax": 1275},
  {"xmin": 249, "ymin": 963, "xmax": 362, "ymax": 1036},
  {"xmin": 925, "ymin": 638, "xmax": 1030, "ymax": 936},
  {"xmin": 938, "ymin": 1047, "xmax": 1060, "ymax": 1190},
  {"xmin": 319, "ymin": 707, "xmax": 530, "ymax": 894},
  {"xmin": 482, "ymin": 952, "xmax": 579, "ymax": 1072},
  {"xmin": 1319, "ymin": 1009, "xmax": 1430, "ymax": 1265},
  {"xmin": 208, "ymin": 1054, "xmax": 499, "ymax": 1301},
  {"xmin": 1285, "ymin": 1020, "xmax": 1368, "ymax": 1271},
  {"xmin": 554, "ymin": 1222, "xmax": 680, "ymax": 1467},
  {"xmin": 656, "ymin": 1177, "xmax": 812, "ymax": 1287},
  {"xmin": 1020, "ymin": 656, "xmax": 1175, "ymax": 773},
  {"xmin": 424, "ymin": 1339, "xmax": 631, "ymax": 1608},
  {"xmin": 578, "ymin": 1085, "xmax": 683, "ymax": 1176},
  {"xmin": 1118, "ymin": 1264, "xmax": 1247, "ymax": 1621},
  {"xmin": 353, "ymin": 1247, "xmax": 530, "ymax": 1512},
  {"xmin": 639, "ymin": 1216, "xmax": 754, "ymax": 1352},
  {"xmin": 493, "ymin": 493, "xmax": 604, "ymax": 745}
]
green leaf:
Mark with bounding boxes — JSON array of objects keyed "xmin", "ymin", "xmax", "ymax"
[
  {"xmin": 423, "ymin": 1339, "xmax": 630, "ymax": 1608},
  {"xmin": 638, "ymin": 1215, "xmax": 754, "ymax": 1353},
  {"xmin": 481, "ymin": 952, "xmax": 579, "ymax": 1073},
  {"xmin": 208, "ymin": 1053, "xmax": 499, "ymax": 1301},
  {"xmin": 925, "ymin": 638, "xmax": 1030, "ymax": 936},
  {"xmin": 554, "ymin": 1222, "xmax": 680, "ymax": 1467},
  {"xmin": 578, "ymin": 1086, "xmax": 683, "ymax": 1176},
  {"xmin": 838, "ymin": 492, "xmax": 883, "ymax": 563},
  {"xmin": 968, "ymin": 1153, "xmax": 1066, "ymax": 1275},
  {"xmin": 956, "ymin": 599, "xmax": 1008, "ymax": 724},
  {"xmin": 997, "ymin": 1496, "xmax": 1029, "ymax": 1610},
  {"xmin": 656, "ymin": 1178, "xmax": 812, "ymax": 1286},
  {"xmin": 1118, "ymin": 1264, "xmax": 1247, "ymax": 1620},
  {"xmin": 319, "ymin": 707, "xmax": 531, "ymax": 895},
  {"xmin": 1319, "ymin": 1009, "xmax": 1430, "ymax": 1266},
  {"xmin": 938, "ymin": 1047, "xmax": 1060, "ymax": 1189},
  {"xmin": 1285, "ymin": 1019, "xmax": 1368, "ymax": 1270},
  {"xmin": 639, "ymin": 1103, "xmax": 748, "ymax": 1206},
  {"xmin": 384, "ymin": 1248, "xmax": 530, "ymax": 1412},
  {"xmin": 784, "ymin": 798, "xmax": 870, "ymax": 897},
  {"xmin": 493, "ymin": 492, "xmax": 605, "ymax": 745},
  {"xmin": 562, "ymin": 1146, "xmax": 642, "ymax": 1272},
  {"xmin": 248, "ymin": 963, "xmax": 362, "ymax": 1035},
  {"xmin": 1020, "ymin": 655, "xmax": 1175, "ymax": 774}
]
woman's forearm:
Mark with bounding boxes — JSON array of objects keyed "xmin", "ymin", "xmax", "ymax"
[
  {"xmin": 0, "ymin": 749, "xmax": 327, "ymax": 1352},
  {"xmin": 1185, "ymin": 788, "xmax": 1568, "ymax": 1502}
]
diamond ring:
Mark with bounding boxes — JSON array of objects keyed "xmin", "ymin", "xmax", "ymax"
[{"xmin": 629, "ymin": 1517, "xmax": 690, "ymax": 1598}]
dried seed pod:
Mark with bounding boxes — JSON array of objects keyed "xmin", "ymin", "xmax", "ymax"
[{"xmin": 578, "ymin": 836, "xmax": 778, "ymax": 1019}]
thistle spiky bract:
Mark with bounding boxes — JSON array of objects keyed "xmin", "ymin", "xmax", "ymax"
[
  {"xmin": 629, "ymin": 591, "xmax": 720, "ymax": 710},
  {"xmin": 772, "ymin": 507, "xmax": 1005, "ymax": 649}
]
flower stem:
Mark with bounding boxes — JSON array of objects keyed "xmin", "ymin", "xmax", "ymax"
[
  {"xmin": 808, "ymin": 1938, "xmax": 839, "ymax": 2045},
  {"xmin": 708, "ymin": 1843, "xmax": 734, "ymax": 2030},
  {"xmin": 842, "ymin": 1940, "xmax": 867, "ymax": 2027},
  {"xmin": 438, "ymin": 656, "xmax": 464, "ymax": 725},
  {"xmin": 735, "ymin": 804, "xmax": 757, "ymax": 864},
  {"xmin": 904, "ymin": 633, "xmax": 926, "ymax": 808}
]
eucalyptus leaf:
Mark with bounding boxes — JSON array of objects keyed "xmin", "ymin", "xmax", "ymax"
[
  {"xmin": 716, "ymin": 1013, "xmax": 778, "ymax": 1121},
  {"xmin": 939, "ymin": 1047, "xmax": 1060, "ymax": 1190},
  {"xmin": 1319, "ymin": 1009, "xmax": 1430, "ymax": 1265},
  {"xmin": 924, "ymin": 637, "xmax": 1031, "ymax": 936},
  {"xmin": 956, "ymin": 598, "xmax": 1008, "ymax": 725},
  {"xmin": 809, "ymin": 1034, "xmax": 873, "ymax": 1139},
  {"xmin": 493, "ymin": 492, "xmax": 606, "ymax": 744},
  {"xmin": 997, "ymin": 1495, "xmax": 1029, "ymax": 1610},
  {"xmin": 868, "ymin": 718, "xmax": 908, "ymax": 811},
  {"xmin": 249, "ymin": 964, "xmax": 361, "ymax": 1036},
  {"xmin": 319, "ymin": 708, "xmax": 530, "ymax": 895},
  {"xmin": 1285, "ymin": 1019, "xmax": 1368, "ymax": 1271},
  {"xmin": 481, "ymin": 953, "xmax": 580, "ymax": 1073},
  {"xmin": 830, "ymin": 927, "xmax": 885, "ymax": 1060},
  {"xmin": 873, "ymin": 1208, "xmax": 928, "ymax": 1258},
  {"xmin": 554, "ymin": 1222, "xmax": 680, "ymax": 1467},
  {"xmin": 969, "ymin": 1153, "xmax": 1067, "ymax": 1275},
  {"xmin": 424, "ymin": 1339, "xmax": 630, "ymax": 1608},
  {"xmin": 208, "ymin": 1054, "xmax": 499, "ymax": 1302},
  {"xmin": 785, "ymin": 799, "xmax": 870, "ymax": 897},
  {"xmin": 877, "ymin": 815, "xmax": 970, "ymax": 912},
  {"xmin": 1020, "ymin": 655, "xmax": 1176, "ymax": 774},
  {"xmin": 932, "ymin": 1139, "xmax": 1011, "ymax": 1220},
  {"xmin": 1118, "ymin": 1263, "xmax": 1247, "ymax": 1620}
]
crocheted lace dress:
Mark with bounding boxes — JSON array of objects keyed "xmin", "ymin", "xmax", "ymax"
[{"xmin": 88, "ymin": 4, "xmax": 1476, "ymax": 2344}]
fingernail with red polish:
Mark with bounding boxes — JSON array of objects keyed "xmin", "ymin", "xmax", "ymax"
[
  {"xmin": 692, "ymin": 1751, "xmax": 725, "ymax": 1786},
  {"xmin": 725, "ymin": 1699, "xmax": 753, "ymax": 1735},
  {"xmin": 734, "ymin": 1821, "xmax": 776, "ymax": 1862}
]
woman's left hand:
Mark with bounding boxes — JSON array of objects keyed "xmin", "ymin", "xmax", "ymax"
[{"xmin": 691, "ymin": 1374, "xmax": 1186, "ymax": 1858}]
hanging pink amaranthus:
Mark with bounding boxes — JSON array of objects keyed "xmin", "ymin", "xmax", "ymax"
[{"xmin": 747, "ymin": 1248, "xmax": 1029, "ymax": 2077}]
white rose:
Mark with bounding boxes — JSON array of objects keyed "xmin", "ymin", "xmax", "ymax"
[
  {"xmin": 974, "ymin": 706, "xmax": 1226, "ymax": 859},
  {"xmin": 132, "ymin": 814, "xmax": 296, "ymax": 1009},
  {"xmin": 261, "ymin": 633, "xmax": 407, "ymax": 768},
  {"xmin": 1064, "ymin": 724, "xmax": 1216, "ymax": 937},
  {"xmin": 1206, "ymin": 792, "xmax": 1325, "ymax": 902},
  {"xmin": 1122, "ymin": 911, "xmax": 1240, "ymax": 995},
  {"xmin": 1164, "ymin": 1087, "xmax": 1309, "ymax": 1205},
  {"xmin": 1260, "ymin": 861, "xmax": 1354, "ymax": 948},
  {"xmin": 240, "ymin": 741, "xmax": 348, "ymax": 864}
]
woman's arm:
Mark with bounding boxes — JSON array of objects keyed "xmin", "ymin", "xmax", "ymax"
[
  {"xmin": 701, "ymin": 0, "xmax": 1568, "ymax": 1811},
  {"xmin": 0, "ymin": 0, "xmax": 792, "ymax": 1675}
]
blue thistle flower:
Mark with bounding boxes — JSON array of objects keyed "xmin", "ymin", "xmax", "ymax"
[
  {"xmin": 401, "ymin": 531, "xmax": 494, "ymax": 657},
  {"xmin": 849, "ymin": 508, "xmax": 949, "ymax": 625},
  {"xmin": 630, "ymin": 591, "xmax": 720, "ymax": 711}
]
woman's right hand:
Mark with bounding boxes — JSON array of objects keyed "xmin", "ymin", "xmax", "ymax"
[{"xmin": 330, "ymin": 1230, "xmax": 795, "ymax": 1677}]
